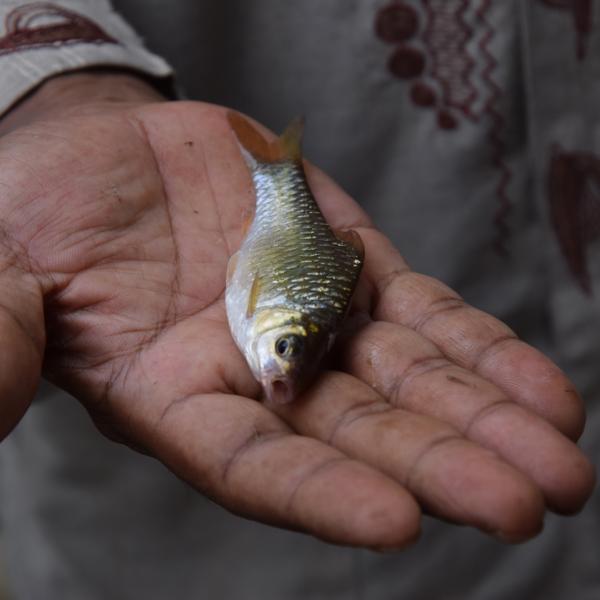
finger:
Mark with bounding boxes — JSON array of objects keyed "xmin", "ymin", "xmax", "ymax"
[
  {"xmin": 144, "ymin": 392, "xmax": 421, "ymax": 550},
  {"xmin": 275, "ymin": 371, "xmax": 545, "ymax": 542},
  {"xmin": 305, "ymin": 164, "xmax": 374, "ymax": 230},
  {"xmin": 359, "ymin": 227, "xmax": 586, "ymax": 440},
  {"xmin": 78, "ymin": 309, "xmax": 420, "ymax": 550},
  {"xmin": 0, "ymin": 259, "xmax": 44, "ymax": 439},
  {"xmin": 343, "ymin": 320, "xmax": 595, "ymax": 514}
]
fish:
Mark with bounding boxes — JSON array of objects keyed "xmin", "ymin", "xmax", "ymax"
[{"xmin": 225, "ymin": 112, "xmax": 364, "ymax": 404}]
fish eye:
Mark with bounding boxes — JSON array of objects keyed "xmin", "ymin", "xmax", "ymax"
[{"xmin": 275, "ymin": 335, "xmax": 302, "ymax": 358}]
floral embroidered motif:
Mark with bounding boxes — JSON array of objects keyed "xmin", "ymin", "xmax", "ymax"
[
  {"xmin": 0, "ymin": 2, "xmax": 117, "ymax": 56},
  {"xmin": 375, "ymin": 0, "xmax": 511, "ymax": 254},
  {"xmin": 548, "ymin": 145, "xmax": 600, "ymax": 294}
]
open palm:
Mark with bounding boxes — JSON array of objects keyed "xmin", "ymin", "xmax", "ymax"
[{"xmin": 0, "ymin": 98, "xmax": 594, "ymax": 549}]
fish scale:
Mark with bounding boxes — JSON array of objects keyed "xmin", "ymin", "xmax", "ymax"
[{"xmin": 243, "ymin": 162, "xmax": 360, "ymax": 325}]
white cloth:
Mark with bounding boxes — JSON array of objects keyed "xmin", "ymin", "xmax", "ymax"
[{"xmin": 0, "ymin": 0, "xmax": 171, "ymax": 115}]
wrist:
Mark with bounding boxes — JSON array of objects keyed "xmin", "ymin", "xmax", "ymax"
[{"xmin": 0, "ymin": 69, "xmax": 166, "ymax": 136}]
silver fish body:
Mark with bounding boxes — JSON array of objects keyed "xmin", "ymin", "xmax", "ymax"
[{"xmin": 226, "ymin": 113, "xmax": 363, "ymax": 403}]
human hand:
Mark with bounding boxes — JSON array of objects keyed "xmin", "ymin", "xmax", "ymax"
[{"xmin": 0, "ymin": 72, "xmax": 594, "ymax": 550}]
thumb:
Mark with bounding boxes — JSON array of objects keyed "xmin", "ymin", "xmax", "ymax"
[{"xmin": 0, "ymin": 258, "xmax": 44, "ymax": 439}]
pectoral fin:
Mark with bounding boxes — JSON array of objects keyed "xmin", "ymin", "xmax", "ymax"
[{"xmin": 246, "ymin": 274, "xmax": 262, "ymax": 318}]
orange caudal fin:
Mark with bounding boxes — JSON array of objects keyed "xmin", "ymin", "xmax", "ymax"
[{"xmin": 227, "ymin": 111, "xmax": 304, "ymax": 164}]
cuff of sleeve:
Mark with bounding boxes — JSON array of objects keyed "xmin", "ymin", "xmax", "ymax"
[{"xmin": 0, "ymin": 1, "xmax": 174, "ymax": 116}]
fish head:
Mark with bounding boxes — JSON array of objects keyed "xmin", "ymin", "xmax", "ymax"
[{"xmin": 250, "ymin": 310, "xmax": 330, "ymax": 404}]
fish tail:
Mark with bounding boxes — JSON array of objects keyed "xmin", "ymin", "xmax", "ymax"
[{"xmin": 227, "ymin": 111, "xmax": 304, "ymax": 164}]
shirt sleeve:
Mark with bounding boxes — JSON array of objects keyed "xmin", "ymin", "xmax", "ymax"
[{"xmin": 0, "ymin": 0, "xmax": 173, "ymax": 116}]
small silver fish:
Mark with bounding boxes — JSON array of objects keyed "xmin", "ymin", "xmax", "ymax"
[{"xmin": 225, "ymin": 112, "xmax": 364, "ymax": 404}]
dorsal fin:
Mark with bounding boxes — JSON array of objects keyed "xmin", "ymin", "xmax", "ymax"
[
  {"xmin": 227, "ymin": 111, "xmax": 304, "ymax": 164},
  {"xmin": 279, "ymin": 116, "xmax": 304, "ymax": 163}
]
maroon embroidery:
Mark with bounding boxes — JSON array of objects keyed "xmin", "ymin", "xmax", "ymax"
[
  {"xmin": 437, "ymin": 109, "xmax": 458, "ymax": 130},
  {"xmin": 0, "ymin": 2, "xmax": 117, "ymax": 56},
  {"xmin": 410, "ymin": 81, "xmax": 436, "ymax": 106},
  {"xmin": 375, "ymin": 1, "xmax": 512, "ymax": 255},
  {"xmin": 422, "ymin": 0, "xmax": 477, "ymax": 121},
  {"xmin": 375, "ymin": 1, "xmax": 484, "ymax": 127},
  {"xmin": 388, "ymin": 45, "xmax": 426, "ymax": 78},
  {"xmin": 477, "ymin": 0, "xmax": 511, "ymax": 256},
  {"xmin": 548, "ymin": 145, "xmax": 600, "ymax": 294},
  {"xmin": 539, "ymin": 0, "xmax": 593, "ymax": 61},
  {"xmin": 375, "ymin": 2, "xmax": 419, "ymax": 42}
]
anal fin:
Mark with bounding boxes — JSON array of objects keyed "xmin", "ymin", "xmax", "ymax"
[{"xmin": 226, "ymin": 251, "xmax": 239, "ymax": 286}]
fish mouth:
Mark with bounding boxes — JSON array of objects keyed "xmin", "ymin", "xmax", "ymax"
[{"xmin": 264, "ymin": 379, "xmax": 295, "ymax": 404}]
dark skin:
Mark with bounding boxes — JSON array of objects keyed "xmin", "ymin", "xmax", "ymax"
[{"xmin": 0, "ymin": 71, "xmax": 595, "ymax": 550}]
